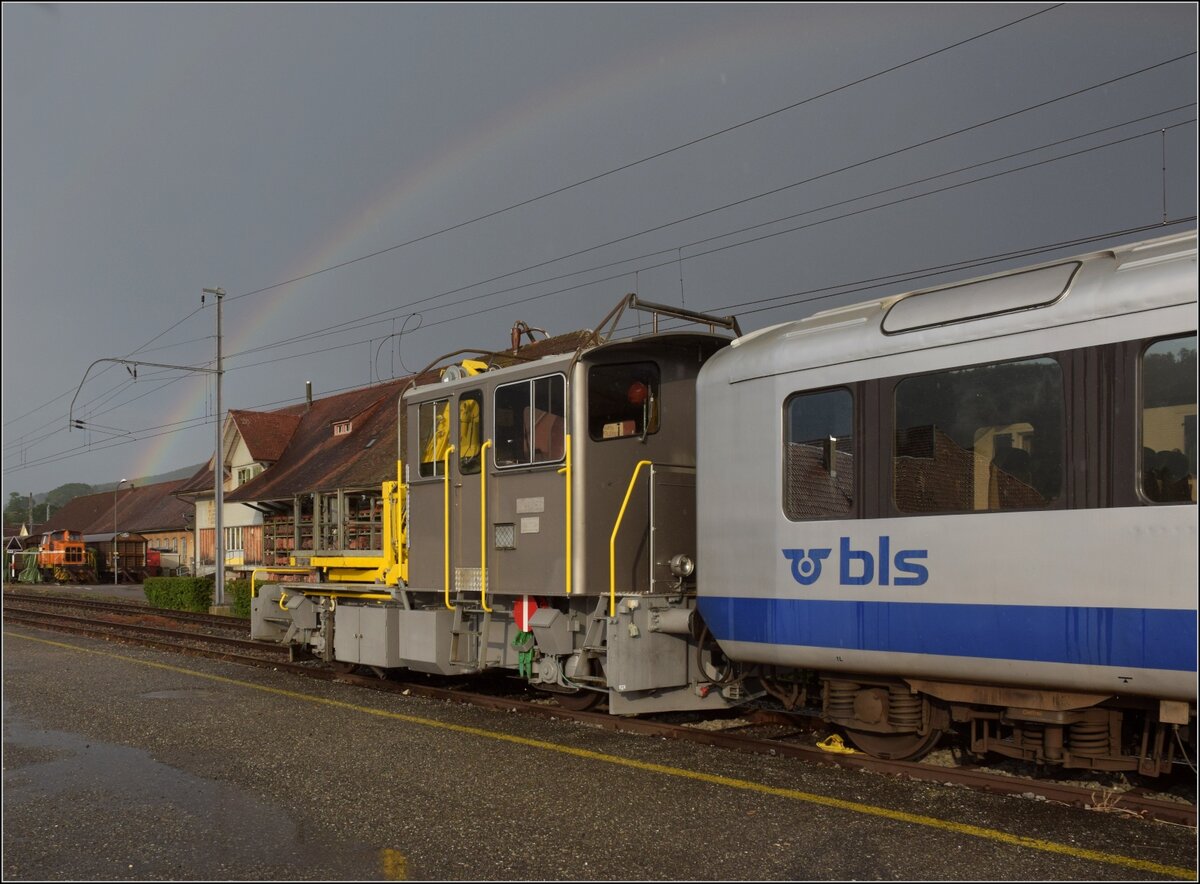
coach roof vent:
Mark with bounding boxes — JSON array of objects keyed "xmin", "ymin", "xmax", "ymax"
[{"xmin": 881, "ymin": 261, "xmax": 1079, "ymax": 335}]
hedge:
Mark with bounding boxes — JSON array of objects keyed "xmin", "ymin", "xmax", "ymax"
[
  {"xmin": 225, "ymin": 578, "xmax": 253, "ymax": 619},
  {"xmin": 143, "ymin": 576, "xmax": 213, "ymax": 613},
  {"xmin": 143, "ymin": 576, "xmax": 267, "ymax": 619}
]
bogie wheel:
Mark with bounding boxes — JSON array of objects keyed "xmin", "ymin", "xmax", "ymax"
[
  {"xmin": 548, "ymin": 687, "xmax": 603, "ymax": 712},
  {"xmin": 543, "ymin": 655, "xmax": 604, "ymax": 711},
  {"xmin": 845, "ymin": 727, "xmax": 943, "ymax": 761}
]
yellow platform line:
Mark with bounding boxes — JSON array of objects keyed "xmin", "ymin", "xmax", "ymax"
[{"xmin": 7, "ymin": 630, "xmax": 1195, "ymax": 880}]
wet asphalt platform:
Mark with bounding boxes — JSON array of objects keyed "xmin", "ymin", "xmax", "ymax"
[{"xmin": 2, "ymin": 588, "xmax": 1197, "ymax": 881}]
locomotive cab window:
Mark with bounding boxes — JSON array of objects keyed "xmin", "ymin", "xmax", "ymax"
[
  {"xmin": 784, "ymin": 388, "xmax": 854, "ymax": 520},
  {"xmin": 1141, "ymin": 334, "xmax": 1197, "ymax": 503},
  {"xmin": 418, "ymin": 398, "xmax": 450, "ymax": 478},
  {"xmin": 588, "ymin": 362, "xmax": 660, "ymax": 441},
  {"xmin": 459, "ymin": 390, "xmax": 483, "ymax": 475},
  {"xmin": 494, "ymin": 374, "xmax": 565, "ymax": 468},
  {"xmin": 893, "ymin": 356, "xmax": 1063, "ymax": 513}
]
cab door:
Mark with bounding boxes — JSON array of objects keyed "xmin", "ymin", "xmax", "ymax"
[{"xmin": 485, "ymin": 372, "xmax": 568, "ymax": 599}]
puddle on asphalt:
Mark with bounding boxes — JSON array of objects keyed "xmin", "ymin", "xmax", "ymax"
[{"xmin": 2, "ymin": 700, "xmax": 396, "ymax": 880}]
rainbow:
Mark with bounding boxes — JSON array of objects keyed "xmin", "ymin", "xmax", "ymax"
[{"xmin": 131, "ymin": 13, "xmax": 803, "ymax": 479}]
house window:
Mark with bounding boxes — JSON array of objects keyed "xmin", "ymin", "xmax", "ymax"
[{"xmin": 334, "ymin": 420, "xmax": 352, "ymax": 436}]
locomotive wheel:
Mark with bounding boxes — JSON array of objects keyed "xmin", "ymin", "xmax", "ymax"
[
  {"xmin": 546, "ymin": 686, "xmax": 603, "ymax": 712},
  {"xmin": 844, "ymin": 727, "xmax": 943, "ymax": 761}
]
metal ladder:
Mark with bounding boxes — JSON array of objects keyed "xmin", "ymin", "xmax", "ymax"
[{"xmin": 449, "ymin": 595, "xmax": 494, "ymax": 668}]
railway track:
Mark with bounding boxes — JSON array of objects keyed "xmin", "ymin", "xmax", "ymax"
[{"xmin": 4, "ymin": 590, "xmax": 1195, "ymax": 827}]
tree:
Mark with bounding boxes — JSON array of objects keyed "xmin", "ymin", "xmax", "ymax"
[{"xmin": 4, "ymin": 492, "xmax": 29, "ymax": 527}]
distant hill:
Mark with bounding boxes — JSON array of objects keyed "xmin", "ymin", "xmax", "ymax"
[
  {"xmin": 28, "ymin": 463, "xmax": 206, "ymax": 502},
  {"xmin": 92, "ymin": 463, "xmax": 206, "ymax": 494}
]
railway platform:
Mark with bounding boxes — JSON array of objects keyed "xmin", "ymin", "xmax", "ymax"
[{"xmin": 3, "ymin": 622, "xmax": 1196, "ymax": 881}]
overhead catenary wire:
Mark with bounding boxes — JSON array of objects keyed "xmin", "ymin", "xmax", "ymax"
[
  {"xmin": 7, "ymin": 215, "xmax": 1193, "ymax": 478},
  {"xmin": 23, "ymin": 91, "xmax": 1185, "ymax": 466},
  {"xmin": 223, "ymin": 54, "xmax": 1199, "ymax": 365},
  {"xmin": 223, "ymin": 4, "xmax": 1067, "ymax": 308},
  {"xmin": 6, "ymin": 112, "xmax": 1195, "ymax": 473},
  {"xmin": 5, "ymin": 106, "xmax": 1194, "ymax": 476},
  {"xmin": 217, "ymin": 116, "xmax": 1198, "ymax": 371}
]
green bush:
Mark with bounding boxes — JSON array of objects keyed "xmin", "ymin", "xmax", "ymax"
[
  {"xmin": 225, "ymin": 578, "xmax": 253, "ymax": 619},
  {"xmin": 144, "ymin": 576, "xmax": 213, "ymax": 613}
]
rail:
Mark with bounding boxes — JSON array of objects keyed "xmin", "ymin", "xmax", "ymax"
[{"xmin": 609, "ymin": 460, "xmax": 653, "ymax": 618}]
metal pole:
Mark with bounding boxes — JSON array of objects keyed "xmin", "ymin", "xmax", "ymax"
[
  {"xmin": 205, "ymin": 287, "xmax": 226, "ymax": 607},
  {"xmin": 114, "ymin": 478, "xmax": 129, "ymax": 584}
]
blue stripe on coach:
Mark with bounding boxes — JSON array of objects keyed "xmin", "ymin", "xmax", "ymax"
[{"xmin": 696, "ymin": 597, "xmax": 1197, "ymax": 672}]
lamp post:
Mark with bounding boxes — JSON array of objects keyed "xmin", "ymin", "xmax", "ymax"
[{"xmin": 113, "ymin": 479, "xmax": 130, "ymax": 584}]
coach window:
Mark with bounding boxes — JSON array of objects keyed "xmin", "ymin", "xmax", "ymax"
[
  {"xmin": 1141, "ymin": 334, "xmax": 1197, "ymax": 503},
  {"xmin": 418, "ymin": 398, "xmax": 450, "ymax": 478},
  {"xmin": 784, "ymin": 388, "xmax": 854, "ymax": 520},
  {"xmin": 589, "ymin": 362, "xmax": 660, "ymax": 441},
  {"xmin": 893, "ymin": 357, "xmax": 1063, "ymax": 513},
  {"xmin": 459, "ymin": 391, "xmax": 483, "ymax": 475},
  {"xmin": 494, "ymin": 375, "xmax": 565, "ymax": 468}
]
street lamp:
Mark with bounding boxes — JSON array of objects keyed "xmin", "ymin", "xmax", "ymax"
[{"xmin": 114, "ymin": 479, "xmax": 131, "ymax": 584}]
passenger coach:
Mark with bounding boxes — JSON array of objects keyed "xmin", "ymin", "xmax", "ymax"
[{"xmin": 696, "ymin": 231, "xmax": 1197, "ymax": 768}]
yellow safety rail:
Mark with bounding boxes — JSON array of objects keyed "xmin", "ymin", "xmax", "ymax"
[
  {"xmin": 386, "ymin": 465, "xmax": 408, "ymax": 587},
  {"xmin": 479, "ymin": 439, "xmax": 493, "ymax": 613},
  {"xmin": 251, "ymin": 567, "xmax": 316, "ymax": 599},
  {"xmin": 609, "ymin": 460, "xmax": 652, "ymax": 617},
  {"xmin": 556, "ymin": 434, "xmax": 573, "ymax": 595},
  {"xmin": 443, "ymin": 444, "xmax": 455, "ymax": 610}
]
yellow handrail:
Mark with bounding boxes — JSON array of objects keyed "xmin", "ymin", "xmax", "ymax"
[
  {"xmin": 609, "ymin": 460, "xmax": 652, "ymax": 617},
  {"xmin": 443, "ymin": 444, "xmax": 455, "ymax": 610},
  {"xmin": 557, "ymin": 434, "xmax": 573, "ymax": 595},
  {"xmin": 251, "ymin": 567, "xmax": 315, "ymax": 599},
  {"xmin": 480, "ymin": 439, "xmax": 493, "ymax": 613}
]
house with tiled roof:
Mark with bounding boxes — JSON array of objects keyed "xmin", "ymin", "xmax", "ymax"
[{"xmin": 174, "ymin": 404, "xmax": 307, "ymax": 577}]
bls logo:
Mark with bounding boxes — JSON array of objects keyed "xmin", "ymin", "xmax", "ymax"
[{"xmin": 783, "ymin": 537, "xmax": 928, "ymax": 587}]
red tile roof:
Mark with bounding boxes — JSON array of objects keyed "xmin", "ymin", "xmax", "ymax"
[
  {"xmin": 229, "ymin": 409, "xmax": 302, "ymax": 462},
  {"xmin": 40, "ymin": 480, "xmax": 192, "ymax": 536}
]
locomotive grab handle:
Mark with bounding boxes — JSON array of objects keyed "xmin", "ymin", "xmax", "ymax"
[
  {"xmin": 443, "ymin": 444, "xmax": 455, "ymax": 610},
  {"xmin": 556, "ymin": 434, "xmax": 573, "ymax": 595},
  {"xmin": 480, "ymin": 439, "xmax": 493, "ymax": 613},
  {"xmin": 609, "ymin": 460, "xmax": 653, "ymax": 618}
]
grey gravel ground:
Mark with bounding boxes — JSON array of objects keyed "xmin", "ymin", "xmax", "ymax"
[{"xmin": 3, "ymin": 624, "xmax": 1196, "ymax": 881}]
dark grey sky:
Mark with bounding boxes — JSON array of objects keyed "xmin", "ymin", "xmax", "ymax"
[{"xmin": 2, "ymin": 3, "xmax": 1196, "ymax": 496}]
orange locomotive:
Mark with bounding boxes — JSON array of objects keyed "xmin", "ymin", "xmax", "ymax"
[{"xmin": 35, "ymin": 530, "xmax": 97, "ymax": 583}]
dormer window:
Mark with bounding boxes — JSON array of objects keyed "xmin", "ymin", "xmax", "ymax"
[
  {"xmin": 334, "ymin": 420, "xmax": 352, "ymax": 436},
  {"xmin": 236, "ymin": 465, "xmax": 261, "ymax": 486}
]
